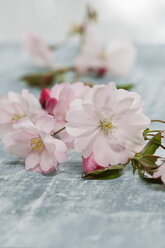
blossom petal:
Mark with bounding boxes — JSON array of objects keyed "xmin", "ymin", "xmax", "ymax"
[
  {"xmin": 66, "ymin": 110, "xmax": 96, "ymax": 128},
  {"xmin": 55, "ymin": 152, "xmax": 68, "ymax": 163},
  {"xmin": 107, "ymin": 41, "xmax": 136, "ymax": 76},
  {"xmin": 2, "ymin": 130, "xmax": 34, "ymax": 159},
  {"xmin": 8, "ymin": 92, "xmax": 27, "ymax": 109},
  {"xmin": 35, "ymin": 115, "xmax": 56, "ymax": 133},
  {"xmin": 40, "ymin": 149, "xmax": 57, "ymax": 172},
  {"xmin": 40, "ymin": 132, "xmax": 56, "ymax": 153},
  {"xmin": 25, "ymin": 152, "xmax": 40, "ymax": 170},
  {"xmin": 13, "ymin": 118, "xmax": 39, "ymax": 134},
  {"xmin": 114, "ymin": 127, "xmax": 145, "ymax": 152},
  {"xmin": 59, "ymin": 130, "xmax": 74, "ymax": 149},
  {"xmin": 93, "ymin": 135, "xmax": 134, "ymax": 166},
  {"xmin": 153, "ymin": 162, "xmax": 165, "ymax": 184},
  {"xmin": 46, "ymin": 98, "xmax": 58, "ymax": 115},
  {"xmin": 54, "ymin": 138, "xmax": 67, "ymax": 153},
  {"xmin": 50, "ymin": 83, "xmax": 66, "ymax": 99},
  {"xmin": 75, "ymin": 129, "xmax": 99, "ymax": 158},
  {"xmin": 0, "ymin": 108, "xmax": 12, "ymax": 123},
  {"xmin": 93, "ymin": 85, "xmax": 108, "ymax": 108},
  {"xmin": 22, "ymin": 89, "xmax": 41, "ymax": 110},
  {"xmin": 23, "ymin": 32, "xmax": 53, "ymax": 67}
]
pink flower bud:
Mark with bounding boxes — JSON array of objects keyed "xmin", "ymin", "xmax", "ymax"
[
  {"xmin": 82, "ymin": 153, "xmax": 109, "ymax": 173},
  {"xmin": 97, "ymin": 67, "xmax": 107, "ymax": 77},
  {"xmin": 46, "ymin": 98, "xmax": 58, "ymax": 115},
  {"xmin": 40, "ymin": 88, "xmax": 50, "ymax": 109},
  {"xmin": 40, "ymin": 88, "xmax": 58, "ymax": 115}
]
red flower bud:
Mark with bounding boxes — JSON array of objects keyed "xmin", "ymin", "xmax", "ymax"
[
  {"xmin": 46, "ymin": 98, "xmax": 58, "ymax": 115},
  {"xmin": 97, "ymin": 67, "xmax": 107, "ymax": 77},
  {"xmin": 82, "ymin": 153, "xmax": 108, "ymax": 173},
  {"xmin": 40, "ymin": 88, "xmax": 50, "ymax": 109}
]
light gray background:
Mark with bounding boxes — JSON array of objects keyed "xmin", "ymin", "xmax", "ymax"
[
  {"xmin": 0, "ymin": 43, "xmax": 165, "ymax": 248},
  {"xmin": 0, "ymin": 0, "xmax": 165, "ymax": 43}
]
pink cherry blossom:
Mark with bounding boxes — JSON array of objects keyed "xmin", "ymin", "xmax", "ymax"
[
  {"xmin": 75, "ymin": 24, "xmax": 103, "ymax": 74},
  {"xmin": 75, "ymin": 24, "xmax": 136, "ymax": 76},
  {"xmin": 45, "ymin": 82, "xmax": 88, "ymax": 149},
  {"xmin": 0, "ymin": 89, "xmax": 45, "ymax": 137},
  {"xmin": 23, "ymin": 32, "xmax": 53, "ymax": 67},
  {"xmin": 66, "ymin": 82, "xmax": 150, "ymax": 166},
  {"xmin": 2, "ymin": 115, "xmax": 67, "ymax": 174},
  {"xmin": 82, "ymin": 153, "xmax": 109, "ymax": 173},
  {"xmin": 153, "ymin": 161, "xmax": 165, "ymax": 184}
]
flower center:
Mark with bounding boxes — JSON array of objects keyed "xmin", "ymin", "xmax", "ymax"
[
  {"xmin": 99, "ymin": 118, "xmax": 116, "ymax": 135},
  {"xmin": 11, "ymin": 114, "xmax": 25, "ymax": 122},
  {"xmin": 31, "ymin": 137, "xmax": 44, "ymax": 153}
]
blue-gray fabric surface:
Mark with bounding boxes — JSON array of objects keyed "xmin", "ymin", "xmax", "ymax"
[{"xmin": 0, "ymin": 43, "xmax": 165, "ymax": 248}]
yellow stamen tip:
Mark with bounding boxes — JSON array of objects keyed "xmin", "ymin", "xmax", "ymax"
[
  {"xmin": 99, "ymin": 118, "xmax": 116, "ymax": 135},
  {"xmin": 30, "ymin": 137, "xmax": 44, "ymax": 154}
]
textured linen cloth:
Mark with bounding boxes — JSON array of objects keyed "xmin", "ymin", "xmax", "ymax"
[{"xmin": 0, "ymin": 43, "xmax": 165, "ymax": 248}]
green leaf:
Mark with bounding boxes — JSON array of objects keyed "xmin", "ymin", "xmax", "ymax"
[
  {"xmin": 21, "ymin": 67, "xmax": 74, "ymax": 88},
  {"xmin": 116, "ymin": 84, "xmax": 134, "ymax": 91},
  {"xmin": 82, "ymin": 165, "xmax": 125, "ymax": 180},
  {"xmin": 138, "ymin": 155, "xmax": 160, "ymax": 168},
  {"xmin": 21, "ymin": 72, "xmax": 55, "ymax": 88},
  {"xmin": 131, "ymin": 159, "xmax": 139, "ymax": 174},
  {"xmin": 131, "ymin": 153, "xmax": 163, "ymax": 184},
  {"xmin": 138, "ymin": 166, "xmax": 162, "ymax": 184},
  {"xmin": 140, "ymin": 132, "xmax": 161, "ymax": 155},
  {"xmin": 142, "ymin": 128, "xmax": 150, "ymax": 136}
]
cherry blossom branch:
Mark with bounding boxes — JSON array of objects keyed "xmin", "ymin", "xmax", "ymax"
[
  {"xmin": 147, "ymin": 130, "xmax": 162, "ymax": 133},
  {"xmin": 54, "ymin": 127, "xmax": 65, "ymax": 136},
  {"xmin": 21, "ymin": 67, "xmax": 134, "ymax": 90},
  {"xmin": 79, "ymin": 5, "xmax": 96, "ymax": 51},
  {"xmin": 160, "ymin": 144, "xmax": 165, "ymax": 150},
  {"xmin": 71, "ymin": 4, "xmax": 98, "ymax": 55},
  {"xmin": 151, "ymin": 120, "xmax": 165, "ymax": 124}
]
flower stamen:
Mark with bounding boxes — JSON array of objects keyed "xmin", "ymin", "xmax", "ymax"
[
  {"xmin": 99, "ymin": 118, "xmax": 116, "ymax": 135},
  {"xmin": 31, "ymin": 137, "xmax": 44, "ymax": 153},
  {"xmin": 11, "ymin": 114, "xmax": 25, "ymax": 122}
]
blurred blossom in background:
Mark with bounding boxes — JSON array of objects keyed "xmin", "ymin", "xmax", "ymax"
[{"xmin": 0, "ymin": 0, "xmax": 165, "ymax": 43}]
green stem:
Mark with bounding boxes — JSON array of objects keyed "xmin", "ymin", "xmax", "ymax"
[
  {"xmin": 161, "ymin": 144, "xmax": 165, "ymax": 150},
  {"xmin": 116, "ymin": 84, "xmax": 134, "ymax": 91},
  {"xmin": 78, "ymin": 4, "xmax": 96, "ymax": 54},
  {"xmin": 148, "ymin": 130, "xmax": 162, "ymax": 133},
  {"xmin": 151, "ymin": 120, "xmax": 165, "ymax": 124},
  {"xmin": 54, "ymin": 127, "xmax": 65, "ymax": 136}
]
